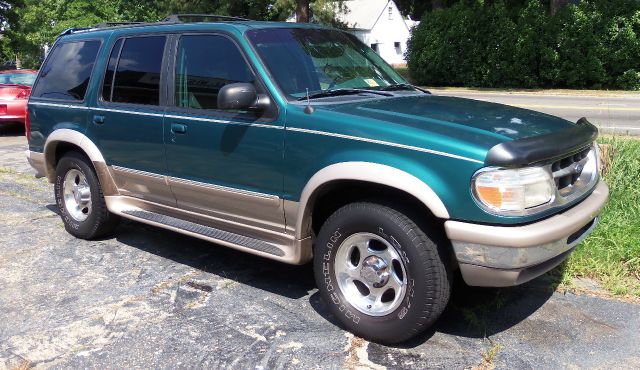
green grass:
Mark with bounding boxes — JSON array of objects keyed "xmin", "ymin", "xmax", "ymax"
[{"xmin": 564, "ymin": 136, "xmax": 640, "ymax": 297}]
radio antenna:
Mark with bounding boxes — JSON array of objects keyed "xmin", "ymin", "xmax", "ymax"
[{"xmin": 304, "ymin": 88, "xmax": 315, "ymax": 114}]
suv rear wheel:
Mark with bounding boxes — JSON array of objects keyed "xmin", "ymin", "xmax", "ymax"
[
  {"xmin": 314, "ymin": 202, "xmax": 451, "ymax": 344},
  {"xmin": 54, "ymin": 151, "xmax": 119, "ymax": 239}
]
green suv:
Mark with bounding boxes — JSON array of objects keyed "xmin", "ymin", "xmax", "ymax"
[{"xmin": 26, "ymin": 15, "xmax": 608, "ymax": 344}]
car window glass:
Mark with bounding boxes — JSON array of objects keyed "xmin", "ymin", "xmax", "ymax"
[
  {"xmin": 111, "ymin": 36, "xmax": 165, "ymax": 105},
  {"xmin": 247, "ymin": 28, "xmax": 405, "ymax": 99},
  {"xmin": 0, "ymin": 73, "xmax": 37, "ymax": 86},
  {"xmin": 31, "ymin": 40, "xmax": 100, "ymax": 101},
  {"xmin": 101, "ymin": 38, "xmax": 123, "ymax": 101},
  {"xmin": 175, "ymin": 35, "xmax": 255, "ymax": 110}
]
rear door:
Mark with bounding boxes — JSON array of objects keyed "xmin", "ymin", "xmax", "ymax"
[
  {"xmin": 163, "ymin": 33, "xmax": 285, "ymax": 233},
  {"xmin": 87, "ymin": 35, "xmax": 174, "ymax": 205}
]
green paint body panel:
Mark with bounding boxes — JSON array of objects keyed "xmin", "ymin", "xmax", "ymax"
[{"xmin": 27, "ymin": 21, "xmax": 594, "ymax": 226}]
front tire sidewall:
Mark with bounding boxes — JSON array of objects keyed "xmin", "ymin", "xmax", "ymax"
[
  {"xmin": 55, "ymin": 154, "xmax": 103, "ymax": 238},
  {"xmin": 315, "ymin": 205, "xmax": 440, "ymax": 343}
]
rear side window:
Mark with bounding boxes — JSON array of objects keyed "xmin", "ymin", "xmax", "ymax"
[
  {"xmin": 107, "ymin": 36, "xmax": 166, "ymax": 105},
  {"xmin": 31, "ymin": 40, "xmax": 100, "ymax": 101}
]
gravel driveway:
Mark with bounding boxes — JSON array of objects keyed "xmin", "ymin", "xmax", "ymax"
[{"xmin": 1, "ymin": 123, "xmax": 639, "ymax": 369}]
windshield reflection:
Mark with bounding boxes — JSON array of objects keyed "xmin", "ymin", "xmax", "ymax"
[{"xmin": 246, "ymin": 28, "xmax": 406, "ymax": 100}]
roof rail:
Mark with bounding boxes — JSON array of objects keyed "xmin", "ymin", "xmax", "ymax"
[
  {"xmin": 163, "ymin": 14, "xmax": 251, "ymax": 23},
  {"xmin": 59, "ymin": 27, "xmax": 93, "ymax": 37},
  {"xmin": 94, "ymin": 21, "xmax": 145, "ymax": 28}
]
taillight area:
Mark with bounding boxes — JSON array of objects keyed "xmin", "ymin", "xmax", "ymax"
[
  {"xmin": 16, "ymin": 88, "xmax": 30, "ymax": 99},
  {"xmin": 24, "ymin": 105, "xmax": 30, "ymax": 140}
]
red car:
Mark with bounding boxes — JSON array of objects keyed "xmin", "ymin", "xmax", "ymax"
[{"xmin": 0, "ymin": 69, "xmax": 38, "ymax": 125}]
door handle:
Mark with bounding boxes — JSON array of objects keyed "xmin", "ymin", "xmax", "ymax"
[
  {"xmin": 171, "ymin": 123, "xmax": 188, "ymax": 134},
  {"xmin": 93, "ymin": 115, "xmax": 105, "ymax": 125}
]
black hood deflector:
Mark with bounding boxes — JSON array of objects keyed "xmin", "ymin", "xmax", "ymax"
[{"xmin": 485, "ymin": 118, "xmax": 598, "ymax": 167}]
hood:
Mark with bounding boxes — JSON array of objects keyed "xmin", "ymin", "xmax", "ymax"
[{"xmin": 322, "ymin": 94, "xmax": 577, "ymax": 141}]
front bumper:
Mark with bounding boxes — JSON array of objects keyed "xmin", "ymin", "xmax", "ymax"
[{"xmin": 445, "ymin": 180, "xmax": 609, "ymax": 287}]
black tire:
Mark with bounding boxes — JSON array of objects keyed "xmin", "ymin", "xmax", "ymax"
[
  {"xmin": 54, "ymin": 151, "xmax": 119, "ymax": 239},
  {"xmin": 314, "ymin": 202, "xmax": 451, "ymax": 344}
]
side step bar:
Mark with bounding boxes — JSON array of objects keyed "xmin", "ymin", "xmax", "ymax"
[{"xmin": 122, "ymin": 209, "xmax": 286, "ymax": 257}]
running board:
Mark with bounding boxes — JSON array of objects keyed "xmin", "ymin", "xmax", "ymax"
[{"xmin": 121, "ymin": 209, "xmax": 285, "ymax": 257}]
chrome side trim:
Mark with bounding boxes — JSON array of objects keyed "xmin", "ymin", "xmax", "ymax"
[
  {"xmin": 107, "ymin": 166, "xmax": 285, "ymax": 232},
  {"xmin": 112, "ymin": 165, "xmax": 165, "ymax": 180},
  {"xmin": 293, "ymin": 162, "xmax": 450, "ymax": 239},
  {"xmin": 92, "ymin": 107, "xmax": 164, "ymax": 117},
  {"xmin": 167, "ymin": 176, "xmax": 285, "ymax": 234},
  {"xmin": 109, "ymin": 165, "xmax": 175, "ymax": 205},
  {"xmin": 168, "ymin": 176, "xmax": 280, "ymax": 203},
  {"xmin": 164, "ymin": 114, "xmax": 283, "ymax": 130},
  {"xmin": 287, "ymin": 127, "xmax": 484, "ymax": 164},
  {"xmin": 29, "ymin": 101, "xmax": 91, "ymax": 110}
]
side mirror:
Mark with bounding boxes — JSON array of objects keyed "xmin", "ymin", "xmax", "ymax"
[{"xmin": 217, "ymin": 82, "xmax": 270, "ymax": 111}]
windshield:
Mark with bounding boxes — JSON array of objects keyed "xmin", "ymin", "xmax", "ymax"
[
  {"xmin": 0, "ymin": 72, "xmax": 37, "ymax": 86},
  {"xmin": 246, "ymin": 28, "xmax": 407, "ymax": 100}
]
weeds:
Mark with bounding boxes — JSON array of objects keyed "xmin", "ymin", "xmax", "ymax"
[{"xmin": 564, "ymin": 136, "xmax": 640, "ymax": 296}]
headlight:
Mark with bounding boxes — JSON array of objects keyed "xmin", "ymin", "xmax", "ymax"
[{"xmin": 472, "ymin": 166, "xmax": 555, "ymax": 215}]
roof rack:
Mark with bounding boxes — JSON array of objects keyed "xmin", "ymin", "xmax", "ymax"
[
  {"xmin": 59, "ymin": 27, "xmax": 93, "ymax": 37},
  {"xmin": 94, "ymin": 21, "xmax": 145, "ymax": 28},
  {"xmin": 163, "ymin": 14, "xmax": 251, "ymax": 23}
]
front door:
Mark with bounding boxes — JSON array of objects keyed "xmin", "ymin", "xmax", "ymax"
[
  {"xmin": 87, "ymin": 35, "xmax": 173, "ymax": 205},
  {"xmin": 164, "ymin": 33, "xmax": 285, "ymax": 233}
]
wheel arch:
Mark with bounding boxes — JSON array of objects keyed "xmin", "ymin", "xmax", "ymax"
[
  {"xmin": 293, "ymin": 162, "xmax": 450, "ymax": 240},
  {"xmin": 43, "ymin": 129, "xmax": 118, "ymax": 196}
]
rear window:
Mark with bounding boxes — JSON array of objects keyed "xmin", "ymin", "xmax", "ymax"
[
  {"xmin": 31, "ymin": 40, "xmax": 101, "ymax": 101},
  {"xmin": 0, "ymin": 73, "xmax": 37, "ymax": 86},
  {"xmin": 107, "ymin": 36, "xmax": 166, "ymax": 105}
]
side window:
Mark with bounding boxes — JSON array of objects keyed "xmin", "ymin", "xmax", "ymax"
[
  {"xmin": 101, "ymin": 38, "xmax": 123, "ymax": 101},
  {"xmin": 175, "ymin": 35, "xmax": 255, "ymax": 110},
  {"xmin": 31, "ymin": 40, "xmax": 100, "ymax": 101},
  {"xmin": 109, "ymin": 36, "xmax": 166, "ymax": 105}
]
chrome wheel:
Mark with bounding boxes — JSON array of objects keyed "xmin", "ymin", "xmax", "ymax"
[
  {"xmin": 62, "ymin": 169, "xmax": 92, "ymax": 222},
  {"xmin": 334, "ymin": 232, "xmax": 407, "ymax": 316}
]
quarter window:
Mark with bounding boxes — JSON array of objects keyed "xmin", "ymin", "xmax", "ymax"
[
  {"xmin": 175, "ymin": 35, "xmax": 254, "ymax": 110},
  {"xmin": 31, "ymin": 40, "xmax": 100, "ymax": 101},
  {"xmin": 101, "ymin": 38, "xmax": 122, "ymax": 101},
  {"xmin": 109, "ymin": 36, "xmax": 166, "ymax": 105}
]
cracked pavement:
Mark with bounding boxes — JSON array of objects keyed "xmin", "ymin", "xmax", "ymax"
[{"xmin": 1, "ymin": 123, "xmax": 639, "ymax": 369}]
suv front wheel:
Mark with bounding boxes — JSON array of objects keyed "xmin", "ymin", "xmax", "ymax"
[
  {"xmin": 314, "ymin": 202, "xmax": 451, "ymax": 344},
  {"xmin": 54, "ymin": 151, "xmax": 120, "ymax": 239}
]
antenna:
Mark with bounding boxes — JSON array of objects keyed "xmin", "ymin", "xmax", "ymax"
[{"xmin": 304, "ymin": 88, "xmax": 315, "ymax": 114}]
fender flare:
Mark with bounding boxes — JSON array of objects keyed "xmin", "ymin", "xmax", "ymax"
[
  {"xmin": 294, "ymin": 162, "xmax": 450, "ymax": 240},
  {"xmin": 42, "ymin": 129, "xmax": 118, "ymax": 196},
  {"xmin": 43, "ymin": 128, "xmax": 106, "ymax": 181}
]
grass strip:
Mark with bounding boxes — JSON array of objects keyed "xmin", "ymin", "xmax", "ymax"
[{"xmin": 564, "ymin": 136, "xmax": 640, "ymax": 297}]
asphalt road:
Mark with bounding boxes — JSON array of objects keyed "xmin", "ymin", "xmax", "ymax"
[
  {"xmin": 1, "ymin": 124, "xmax": 640, "ymax": 369},
  {"xmin": 431, "ymin": 89, "xmax": 640, "ymax": 135}
]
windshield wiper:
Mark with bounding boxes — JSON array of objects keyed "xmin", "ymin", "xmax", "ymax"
[
  {"xmin": 379, "ymin": 83, "xmax": 431, "ymax": 94},
  {"xmin": 297, "ymin": 88, "xmax": 393, "ymax": 101}
]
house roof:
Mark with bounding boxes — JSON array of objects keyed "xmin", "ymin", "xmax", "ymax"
[{"xmin": 336, "ymin": 0, "xmax": 391, "ymax": 30}]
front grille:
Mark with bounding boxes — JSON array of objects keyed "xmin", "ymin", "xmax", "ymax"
[{"xmin": 551, "ymin": 146, "xmax": 592, "ymax": 193}]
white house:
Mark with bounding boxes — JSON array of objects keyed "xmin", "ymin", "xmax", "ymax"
[
  {"xmin": 287, "ymin": 0, "xmax": 418, "ymax": 66},
  {"xmin": 336, "ymin": 0, "xmax": 418, "ymax": 66}
]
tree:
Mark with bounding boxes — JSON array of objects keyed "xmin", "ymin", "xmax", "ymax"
[
  {"xmin": 296, "ymin": 0, "xmax": 310, "ymax": 22},
  {"xmin": 550, "ymin": 0, "xmax": 570, "ymax": 15}
]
